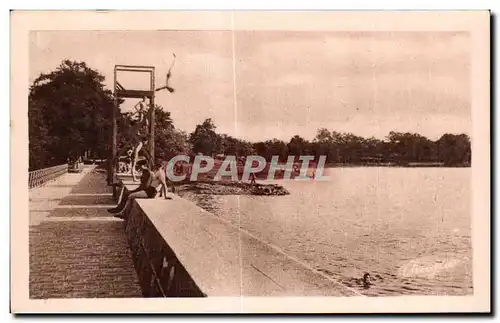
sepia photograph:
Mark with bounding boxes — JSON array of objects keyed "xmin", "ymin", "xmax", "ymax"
[{"xmin": 11, "ymin": 10, "xmax": 490, "ymax": 313}]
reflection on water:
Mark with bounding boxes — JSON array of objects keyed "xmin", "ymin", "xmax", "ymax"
[{"xmin": 179, "ymin": 167, "xmax": 472, "ymax": 296}]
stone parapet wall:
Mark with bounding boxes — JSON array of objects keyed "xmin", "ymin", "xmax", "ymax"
[
  {"xmin": 115, "ymin": 175, "xmax": 358, "ymax": 298},
  {"xmin": 121, "ymin": 186, "xmax": 206, "ymax": 297}
]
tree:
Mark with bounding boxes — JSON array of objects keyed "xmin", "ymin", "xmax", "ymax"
[
  {"xmin": 153, "ymin": 106, "xmax": 190, "ymax": 160},
  {"xmin": 314, "ymin": 128, "xmax": 333, "ymax": 143},
  {"xmin": 385, "ymin": 131, "xmax": 439, "ymax": 163},
  {"xmin": 216, "ymin": 134, "xmax": 254, "ymax": 157},
  {"xmin": 337, "ymin": 132, "xmax": 364, "ymax": 163},
  {"xmin": 253, "ymin": 139, "xmax": 288, "ymax": 161},
  {"xmin": 29, "ymin": 60, "xmax": 116, "ymax": 170},
  {"xmin": 287, "ymin": 135, "xmax": 310, "ymax": 156},
  {"xmin": 436, "ymin": 133, "xmax": 471, "ymax": 166},
  {"xmin": 312, "ymin": 128, "xmax": 342, "ymax": 163},
  {"xmin": 116, "ymin": 104, "xmax": 190, "ymax": 161},
  {"xmin": 189, "ymin": 118, "xmax": 220, "ymax": 156}
]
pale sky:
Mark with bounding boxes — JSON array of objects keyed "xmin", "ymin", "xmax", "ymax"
[{"xmin": 29, "ymin": 30, "xmax": 470, "ymax": 142}]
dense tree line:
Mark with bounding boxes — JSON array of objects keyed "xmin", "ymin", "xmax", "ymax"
[
  {"xmin": 187, "ymin": 120, "xmax": 471, "ymax": 166},
  {"xmin": 29, "ymin": 60, "xmax": 471, "ymax": 171},
  {"xmin": 29, "ymin": 60, "xmax": 117, "ymax": 170}
]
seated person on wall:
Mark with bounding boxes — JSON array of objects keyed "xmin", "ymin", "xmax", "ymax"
[{"xmin": 108, "ymin": 159, "xmax": 169, "ymax": 219}]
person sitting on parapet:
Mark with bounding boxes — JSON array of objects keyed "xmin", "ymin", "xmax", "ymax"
[
  {"xmin": 152, "ymin": 159, "xmax": 169, "ymax": 199},
  {"xmin": 108, "ymin": 159, "xmax": 169, "ymax": 219}
]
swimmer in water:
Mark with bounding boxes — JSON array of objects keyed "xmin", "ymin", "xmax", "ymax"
[
  {"xmin": 353, "ymin": 273, "xmax": 372, "ymax": 289},
  {"xmin": 362, "ymin": 273, "xmax": 372, "ymax": 289}
]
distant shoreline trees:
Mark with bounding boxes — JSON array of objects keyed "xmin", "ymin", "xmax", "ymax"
[
  {"xmin": 187, "ymin": 121, "xmax": 471, "ymax": 167},
  {"xmin": 28, "ymin": 60, "xmax": 471, "ymax": 171}
]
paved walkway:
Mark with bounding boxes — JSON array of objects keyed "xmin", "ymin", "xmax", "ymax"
[{"xmin": 29, "ymin": 165, "xmax": 143, "ymax": 298}]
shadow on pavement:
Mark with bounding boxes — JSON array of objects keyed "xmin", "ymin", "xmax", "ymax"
[
  {"xmin": 46, "ymin": 207, "xmax": 116, "ymax": 218},
  {"xmin": 58, "ymin": 195, "xmax": 115, "ymax": 206},
  {"xmin": 69, "ymin": 169, "xmax": 113, "ymax": 195}
]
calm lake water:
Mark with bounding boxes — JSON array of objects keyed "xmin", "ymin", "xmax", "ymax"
[{"xmin": 182, "ymin": 167, "xmax": 472, "ymax": 296}]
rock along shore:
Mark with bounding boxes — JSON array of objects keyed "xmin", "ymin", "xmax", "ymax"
[{"xmin": 174, "ymin": 180, "xmax": 290, "ymax": 196}]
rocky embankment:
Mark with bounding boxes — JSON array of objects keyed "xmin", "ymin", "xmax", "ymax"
[{"xmin": 174, "ymin": 181, "xmax": 289, "ymax": 196}]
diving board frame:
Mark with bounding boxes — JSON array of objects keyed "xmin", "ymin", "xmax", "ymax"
[{"xmin": 108, "ymin": 65, "xmax": 156, "ymax": 185}]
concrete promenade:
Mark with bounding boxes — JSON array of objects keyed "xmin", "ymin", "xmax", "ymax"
[{"xmin": 29, "ymin": 165, "xmax": 142, "ymax": 298}]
